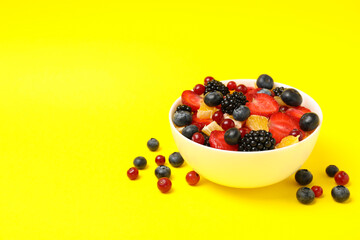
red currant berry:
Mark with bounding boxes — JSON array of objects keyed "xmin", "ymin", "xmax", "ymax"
[
  {"xmin": 192, "ymin": 132, "xmax": 205, "ymax": 145},
  {"xmin": 334, "ymin": 171, "xmax": 349, "ymax": 185},
  {"xmin": 289, "ymin": 129, "xmax": 304, "ymax": 141},
  {"xmin": 235, "ymin": 84, "xmax": 248, "ymax": 94},
  {"xmin": 204, "ymin": 76, "xmax": 214, "ymax": 85},
  {"xmin": 311, "ymin": 186, "xmax": 323, "ymax": 197},
  {"xmin": 127, "ymin": 167, "xmax": 138, "ymax": 180},
  {"xmin": 157, "ymin": 177, "xmax": 172, "ymax": 193},
  {"xmin": 212, "ymin": 111, "xmax": 224, "ymax": 125},
  {"xmin": 221, "ymin": 119, "xmax": 235, "ymax": 131},
  {"xmin": 193, "ymin": 84, "xmax": 205, "ymax": 95},
  {"xmin": 186, "ymin": 171, "xmax": 200, "ymax": 185},
  {"xmin": 155, "ymin": 155, "xmax": 166, "ymax": 166},
  {"xmin": 239, "ymin": 127, "xmax": 251, "ymax": 138},
  {"xmin": 227, "ymin": 81, "xmax": 237, "ymax": 91},
  {"xmin": 279, "ymin": 105, "xmax": 288, "ymax": 112}
]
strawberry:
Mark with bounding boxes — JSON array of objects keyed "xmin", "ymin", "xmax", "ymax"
[
  {"xmin": 192, "ymin": 114, "xmax": 213, "ymax": 130},
  {"xmin": 246, "ymin": 93, "xmax": 279, "ymax": 117},
  {"xmin": 245, "ymin": 87, "xmax": 260, "ymax": 102},
  {"xmin": 209, "ymin": 130, "xmax": 238, "ymax": 151},
  {"xmin": 269, "ymin": 112, "xmax": 301, "ymax": 143},
  {"xmin": 285, "ymin": 106, "xmax": 311, "ymax": 122},
  {"xmin": 181, "ymin": 90, "xmax": 201, "ymax": 112}
]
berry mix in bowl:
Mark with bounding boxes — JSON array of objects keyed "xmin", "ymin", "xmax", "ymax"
[{"xmin": 169, "ymin": 75, "xmax": 323, "ymax": 188}]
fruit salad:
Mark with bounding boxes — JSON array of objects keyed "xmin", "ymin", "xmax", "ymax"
[{"xmin": 172, "ymin": 75, "xmax": 320, "ymax": 151}]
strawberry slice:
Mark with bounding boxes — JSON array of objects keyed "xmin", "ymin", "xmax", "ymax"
[
  {"xmin": 245, "ymin": 87, "xmax": 260, "ymax": 102},
  {"xmin": 181, "ymin": 90, "xmax": 201, "ymax": 112},
  {"xmin": 192, "ymin": 114, "xmax": 213, "ymax": 130},
  {"xmin": 246, "ymin": 93, "xmax": 279, "ymax": 117},
  {"xmin": 209, "ymin": 130, "xmax": 238, "ymax": 151},
  {"xmin": 269, "ymin": 112, "xmax": 301, "ymax": 143},
  {"xmin": 285, "ymin": 106, "xmax": 311, "ymax": 122}
]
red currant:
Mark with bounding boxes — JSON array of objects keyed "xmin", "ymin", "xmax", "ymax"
[
  {"xmin": 155, "ymin": 155, "xmax": 166, "ymax": 166},
  {"xmin": 289, "ymin": 129, "xmax": 304, "ymax": 141},
  {"xmin": 334, "ymin": 171, "xmax": 349, "ymax": 185},
  {"xmin": 193, "ymin": 84, "xmax": 205, "ymax": 95},
  {"xmin": 227, "ymin": 81, "xmax": 237, "ymax": 91},
  {"xmin": 235, "ymin": 84, "xmax": 248, "ymax": 94},
  {"xmin": 186, "ymin": 171, "xmax": 200, "ymax": 185},
  {"xmin": 192, "ymin": 132, "xmax": 205, "ymax": 145},
  {"xmin": 279, "ymin": 105, "xmax": 288, "ymax": 112},
  {"xmin": 212, "ymin": 111, "xmax": 224, "ymax": 125},
  {"xmin": 127, "ymin": 167, "xmax": 138, "ymax": 180},
  {"xmin": 311, "ymin": 186, "xmax": 323, "ymax": 197},
  {"xmin": 221, "ymin": 119, "xmax": 235, "ymax": 131},
  {"xmin": 204, "ymin": 76, "xmax": 214, "ymax": 85},
  {"xmin": 239, "ymin": 127, "xmax": 251, "ymax": 138},
  {"xmin": 157, "ymin": 177, "xmax": 172, "ymax": 193}
]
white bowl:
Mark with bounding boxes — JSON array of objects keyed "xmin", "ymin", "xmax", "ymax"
[{"xmin": 169, "ymin": 79, "xmax": 323, "ymax": 188}]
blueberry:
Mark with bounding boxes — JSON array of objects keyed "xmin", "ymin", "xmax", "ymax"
[
  {"xmin": 233, "ymin": 105, "xmax": 250, "ymax": 121},
  {"xmin": 169, "ymin": 152, "xmax": 184, "ymax": 168},
  {"xmin": 280, "ymin": 88, "xmax": 303, "ymax": 107},
  {"xmin": 257, "ymin": 88, "xmax": 272, "ymax": 96},
  {"xmin": 155, "ymin": 165, "xmax": 171, "ymax": 179},
  {"xmin": 204, "ymin": 91, "xmax": 223, "ymax": 107},
  {"xmin": 224, "ymin": 128, "xmax": 241, "ymax": 145},
  {"xmin": 173, "ymin": 110, "xmax": 192, "ymax": 127},
  {"xmin": 326, "ymin": 165, "xmax": 339, "ymax": 177},
  {"xmin": 133, "ymin": 156, "xmax": 147, "ymax": 169},
  {"xmin": 182, "ymin": 125, "xmax": 199, "ymax": 139},
  {"xmin": 256, "ymin": 74, "xmax": 274, "ymax": 89},
  {"xmin": 331, "ymin": 185, "xmax": 350, "ymax": 203},
  {"xmin": 299, "ymin": 113, "xmax": 319, "ymax": 131},
  {"xmin": 147, "ymin": 138, "xmax": 159, "ymax": 151},
  {"xmin": 296, "ymin": 187, "xmax": 315, "ymax": 204},
  {"xmin": 295, "ymin": 169, "xmax": 313, "ymax": 185}
]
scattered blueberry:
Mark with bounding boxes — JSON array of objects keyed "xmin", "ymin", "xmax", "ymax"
[
  {"xmin": 257, "ymin": 88, "xmax": 272, "ymax": 96},
  {"xmin": 295, "ymin": 169, "xmax": 313, "ymax": 185},
  {"xmin": 172, "ymin": 110, "xmax": 192, "ymax": 127},
  {"xmin": 133, "ymin": 156, "xmax": 147, "ymax": 169},
  {"xmin": 299, "ymin": 112, "xmax": 320, "ymax": 131},
  {"xmin": 256, "ymin": 74, "xmax": 274, "ymax": 89},
  {"xmin": 224, "ymin": 128, "xmax": 241, "ymax": 145},
  {"xmin": 147, "ymin": 138, "xmax": 159, "ymax": 151},
  {"xmin": 233, "ymin": 105, "xmax": 250, "ymax": 121},
  {"xmin": 296, "ymin": 187, "xmax": 315, "ymax": 204},
  {"xmin": 204, "ymin": 91, "xmax": 223, "ymax": 107},
  {"xmin": 169, "ymin": 152, "xmax": 184, "ymax": 167},
  {"xmin": 155, "ymin": 165, "xmax": 171, "ymax": 179},
  {"xmin": 326, "ymin": 165, "xmax": 339, "ymax": 177},
  {"xmin": 331, "ymin": 185, "xmax": 350, "ymax": 203},
  {"xmin": 280, "ymin": 88, "xmax": 303, "ymax": 107},
  {"xmin": 182, "ymin": 125, "xmax": 199, "ymax": 139}
]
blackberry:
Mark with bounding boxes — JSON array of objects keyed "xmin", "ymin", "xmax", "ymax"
[
  {"xmin": 176, "ymin": 104, "xmax": 192, "ymax": 113},
  {"xmin": 238, "ymin": 130, "xmax": 275, "ymax": 151},
  {"xmin": 204, "ymin": 80, "xmax": 230, "ymax": 96},
  {"xmin": 221, "ymin": 92, "xmax": 248, "ymax": 114},
  {"xmin": 201, "ymin": 132, "xmax": 210, "ymax": 147},
  {"xmin": 273, "ymin": 87, "xmax": 285, "ymax": 96}
]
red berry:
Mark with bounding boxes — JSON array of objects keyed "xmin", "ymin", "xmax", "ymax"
[
  {"xmin": 239, "ymin": 127, "xmax": 251, "ymax": 138},
  {"xmin": 127, "ymin": 167, "xmax": 138, "ymax": 180},
  {"xmin": 335, "ymin": 171, "xmax": 349, "ymax": 185},
  {"xmin": 227, "ymin": 81, "xmax": 237, "ymax": 91},
  {"xmin": 155, "ymin": 155, "xmax": 166, "ymax": 166},
  {"xmin": 192, "ymin": 132, "xmax": 205, "ymax": 145},
  {"xmin": 279, "ymin": 105, "xmax": 288, "ymax": 112},
  {"xmin": 193, "ymin": 84, "xmax": 205, "ymax": 95},
  {"xmin": 311, "ymin": 186, "xmax": 323, "ymax": 197},
  {"xmin": 221, "ymin": 119, "xmax": 235, "ymax": 131},
  {"xmin": 236, "ymin": 84, "xmax": 248, "ymax": 94},
  {"xmin": 157, "ymin": 177, "xmax": 172, "ymax": 193},
  {"xmin": 212, "ymin": 111, "xmax": 224, "ymax": 125},
  {"xmin": 186, "ymin": 171, "xmax": 200, "ymax": 185},
  {"xmin": 289, "ymin": 129, "xmax": 304, "ymax": 141},
  {"xmin": 204, "ymin": 76, "xmax": 214, "ymax": 85}
]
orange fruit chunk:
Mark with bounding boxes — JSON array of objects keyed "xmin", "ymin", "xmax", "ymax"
[
  {"xmin": 246, "ymin": 115, "xmax": 269, "ymax": 131},
  {"xmin": 275, "ymin": 135, "xmax": 299, "ymax": 149}
]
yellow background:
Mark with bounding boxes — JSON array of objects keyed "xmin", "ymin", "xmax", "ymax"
[{"xmin": 0, "ymin": 1, "xmax": 359, "ymax": 239}]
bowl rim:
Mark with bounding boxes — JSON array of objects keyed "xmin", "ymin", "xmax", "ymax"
[{"xmin": 169, "ymin": 79, "xmax": 323, "ymax": 154}]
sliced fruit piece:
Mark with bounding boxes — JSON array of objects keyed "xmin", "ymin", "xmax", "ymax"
[
  {"xmin": 209, "ymin": 130, "xmax": 238, "ymax": 151},
  {"xmin": 201, "ymin": 121, "xmax": 224, "ymax": 136},
  {"xmin": 223, "ymin": 113, "xmax": 243, "ymax": 128},
  {"xmin": 285, "ymin": 106, "xmax": 311, "ymax": 122},
  {"xmin": 197, "ymin": 100, "xmax": 217, "ymax": 119},
  {"xmin": 246, "ymin": 115, "xmax": 269, "ymax": 131},
  {"xmin": 274, "ymin": 96, "xmax": 287, "ymax": 106},
  {"xmin": 181, "ymin": 90, "xmax": 201, "ymax": 112},
  {"xmin": 275, "ymin": 135, "xmax": 299, "ymax": 149},
  {"xmin": 269, "ymin": 112, "xmax": 299, "ymax": 143},
  {"xmin": 192, "ymin": 114, "xmax": 213, "ymax": 130},
  {"xmin": 245, "ymin": 87, "xmax": 260, "ymax": 102},
  {"xmin": 246, "ymin": 93, "xmax": 279, "ymax": 117}
]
